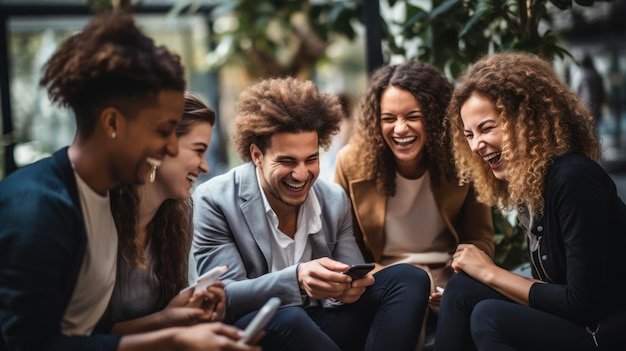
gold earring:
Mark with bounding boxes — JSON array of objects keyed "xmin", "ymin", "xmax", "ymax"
[
  {"xmin": 111, "ymin": 132, "xmax": 116, "ymax": 139},
  {"xmin": 149, "ymin": 165, "xmax": 157, "ymax": 183}
]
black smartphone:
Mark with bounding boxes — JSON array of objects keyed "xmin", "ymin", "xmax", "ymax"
[{"xmin": 342, "ymin": 263, "xmax": 375, "ymax": 280}]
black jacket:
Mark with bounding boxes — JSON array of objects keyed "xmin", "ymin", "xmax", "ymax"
[
  {"xmin": 0, "ymin": 148, "xmax": 121, "ymax": 351},
  {"xmin": 527, "ymin": 154, "xmax": 626, "ymax": 326}
]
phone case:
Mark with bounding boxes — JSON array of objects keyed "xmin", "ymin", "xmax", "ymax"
[
  {"xmin": 342, "ymin": 263, "xmax": 375, "ymax": 280},
  {"xmin": 180, "ymin": 265, "xmax": 228, "ymax": 294},
  {"xmin": 238, "ymin": 297, "xmax": 281, "ymax": 344}
]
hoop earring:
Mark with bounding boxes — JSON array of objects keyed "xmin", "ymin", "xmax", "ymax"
[{"xmin": 149, "ymin": 165, "xmax": 157, "ymax": 183}]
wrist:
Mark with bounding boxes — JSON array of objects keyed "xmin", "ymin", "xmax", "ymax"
[
  {"xmin": 117, "ymin": 327, "xmax": 182, "ymax": 351},
  {"xmin": 165, "ymin": 327, "xmax": 186, "ymax": 350},
  {"xmin": 154, "ymin": 309, "xmax": 170, "ymax": 329},
  {"xmin": 296, "ymin": 263, "xmax": 308, "ymax": 303},
  {"xmin": 481, "ymin": 265, "xmax": 500, "ymax": 285}
]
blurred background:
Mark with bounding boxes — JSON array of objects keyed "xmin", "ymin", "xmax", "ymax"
[{"xmin": 1, "ymin": 0, "xmax": 625, "ymax": 268}]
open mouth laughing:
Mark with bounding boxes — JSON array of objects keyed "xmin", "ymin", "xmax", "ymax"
[
  {"xmin": 483, "ymin": 152, "xmax": 502, "ymax": 166},
  {"xmin": 187, "ymin": 173, "xmax": 198, "ymax": 183},
  {"xmin": 392, "ymin": 136, "xmax": 417, "ymax": 147},
  {"xmin": 283, "ymin": 180, "xmax": 306, "ymax": 190}
]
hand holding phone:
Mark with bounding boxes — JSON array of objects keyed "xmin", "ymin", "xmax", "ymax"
[
  {"xmin": 181, "ymin": 265, "xmax": 228, "ymax": 294},
  {"xmin": 342, "ymin": 263, "xmax": 375, "ymax": 280},
  {"xmin": 238, "ymin": 297, "xmax": 281, "ymax": 345}
]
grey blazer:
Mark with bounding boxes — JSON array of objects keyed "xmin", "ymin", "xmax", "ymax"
[{"xmin": 192, "ymin": 162, "xmax": 365, "ymax": 322}]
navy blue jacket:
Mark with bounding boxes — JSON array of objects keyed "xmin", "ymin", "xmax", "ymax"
[
  {"xmin": 0, "ymin": 147, "xmax": 121, "ymax": 350},
  {"xmin": 527, "ymin": 154, "xmax": 626, "ymax": 326}
]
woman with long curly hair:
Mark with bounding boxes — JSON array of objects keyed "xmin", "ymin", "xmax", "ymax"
[
  {"xmin": 96, "ymin": 92, "xmax": 230, "ymax": 333},
  {"xmin": 435, "ymin": 51, "xmax": 626, "ymax": 350},
  {"xmin": 334, "ymin": 61, "xmax": 494, "ymax": 349}
]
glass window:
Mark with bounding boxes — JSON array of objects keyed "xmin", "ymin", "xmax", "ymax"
[{"xmin": 2, "ymin": 12, "xmax": 213, "ymax": 178}]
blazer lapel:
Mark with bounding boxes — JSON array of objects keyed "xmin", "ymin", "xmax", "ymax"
[
  {"xmin": 350, "ymin": 180, "xmax": 386, "ymax": 261},
  {"xmin": 238, "ymin": 163, "xmax": 273, "ymax": 268}
]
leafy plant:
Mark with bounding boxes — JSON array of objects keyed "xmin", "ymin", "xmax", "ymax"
[
  {"xmin": 170, "ymin": 0, "xmax": 363, "ymax": 78},
  {"xmin": 491, "ymin": 208, "xmax": 528, "ymax": 270},
  {"xmin": 382, "ymin": 0, "xmax": 612, "ymax": 77}
]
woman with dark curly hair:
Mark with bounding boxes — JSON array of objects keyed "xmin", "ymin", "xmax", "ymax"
[
  {"xmin": 334, "ymin": 61, "xmax": 493, "ymax": 340},
  {"xmin": 0, "ymin": 12, "xmax": 257, "ymax": 351},
  {"xmin": 435, "ymin": 51, "xmax": 626, "ymax": 350}
]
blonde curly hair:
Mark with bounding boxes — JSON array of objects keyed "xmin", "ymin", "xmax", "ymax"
[
  {"xmin": 447, "ymin": 51, "xmax": 601, "ymax": 216},
  {"xmin": 233, "ymin": 77, "xmax": 343, "ymax": 161}
]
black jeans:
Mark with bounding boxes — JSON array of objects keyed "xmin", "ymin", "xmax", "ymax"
[
  {"xmin": 235, "ymin": 263, "xmax": 431, "ymax": 351},
  {"xmin": 434, "ymin": 272, "xmax": 624, "ymax": 351}
]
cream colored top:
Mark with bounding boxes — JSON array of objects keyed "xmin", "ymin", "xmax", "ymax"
[
  {"xmin": 382, "ymin": 172, "xmax": 451, "ymax": 265},
  {"xmin": 61, "ymin": 171, "xmax": 117, "ymax": 336}
]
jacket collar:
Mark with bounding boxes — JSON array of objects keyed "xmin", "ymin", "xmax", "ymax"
[
  {"xmin": 237, "ymin": 162, "xmax": 273, "ymax": 264},
  {"xmin": 236, "ymin": 162, "xmax": 330, "ymax": 266}
]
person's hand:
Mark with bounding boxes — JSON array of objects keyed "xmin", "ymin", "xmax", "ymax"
[
  {"xmin": 160, "ymin": 281, "xmax": 227, "ymax": 327},
  {"xmin": 451, "ymin": 244, "xmax": 497, "ymax": 282},
  {"xmin": 335, "ymin": 273, "xmax": 374, "ymax": 304},
  {"xmin": 428, "ymin": 291, "xmax": 443, "ymax": 307},
  {"xmin": 197, "ymin": 282, "xmax": 226, "ymax": 322},
  {"xmin": 171, "ymin": 323, "xmax": 262, "ymax": 351},
  {"xmin": 297, "ymin": 257, "xmax": 353, "ymax": 300}
]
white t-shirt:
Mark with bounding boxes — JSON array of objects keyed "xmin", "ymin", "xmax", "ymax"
[
  {"xmin": 61, "ymin": 171, "xmax": 118, "ymax": 336},
  {"xmin": 382, "ymin": 172, "xmax": 451, "ymax": 265}
]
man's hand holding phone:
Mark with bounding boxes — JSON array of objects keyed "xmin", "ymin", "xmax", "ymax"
[
  {"xmin": 338, "ymin": 263, "xmax": 375, "ymax": 303},
  {"xmin": 297, "ymin": 258, "xmax": 374, "ymax": 303},
  {"xmin": 342, "ymin": 263, "xmax": 375, "ymax": 280}
]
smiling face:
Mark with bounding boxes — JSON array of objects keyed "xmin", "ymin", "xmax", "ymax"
[
  {"xmin": 155, "ymin": 121, "xmax": 212, "ymax": 200},
  {"xmin": 460, "ymin": 94, "xmax": 506, "ymax": 180},
  {"xmin": 113, "ymin": 90, "xmax": 184, "ymax": 185},
  {"xmin": 251, "ymin": 131, "xmax": 319, "ymax": 214},
  {"xmin": 379, "ymin": 86, "xmax": 427, "ymax": 178}
]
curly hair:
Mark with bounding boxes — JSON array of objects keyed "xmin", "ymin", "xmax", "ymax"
[
  {"xmin": 39, "ymin": 11, "xmax": 185, "ymax": 137},
  {"xmin": 111, "ymin": 92, "xmax": 215, "ymax": 307},
  {"xmin": 350, "ymin": 61, "xmax": 454, "ymax": 195},
  {"xmin": 447, "ymin": 51, "xmax": 601, "ymax": 216},
  {"xmin": 233, "ymin": 77, "xmax": 343, "ymax": 161}
]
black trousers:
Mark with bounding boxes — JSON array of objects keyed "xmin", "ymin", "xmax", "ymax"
[
  {"xmin": 434, "ymin": 272, "xmax": 624, "ymax": 351},
  {"xmin": 235, "ymin": 264, "xmax": 431, "ymax": 351}
]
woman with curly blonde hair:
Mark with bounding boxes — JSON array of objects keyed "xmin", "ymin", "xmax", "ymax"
[{"xmin": 435, "ymin": 51, "xmax": 626, "ymax": 350}]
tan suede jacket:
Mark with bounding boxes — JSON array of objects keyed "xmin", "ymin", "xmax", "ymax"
[{"xmin": 334, "ymin": 144, "xmax": 494, "ymax": 263}]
